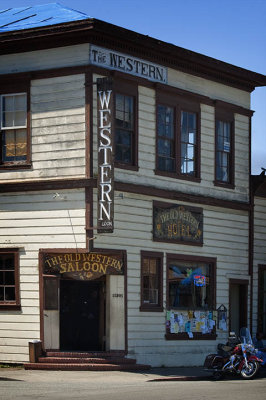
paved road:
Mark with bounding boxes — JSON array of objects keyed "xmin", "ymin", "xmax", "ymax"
[{"xmin": 1, "ymin": 367, "xmax": 266, "ymax": 400}]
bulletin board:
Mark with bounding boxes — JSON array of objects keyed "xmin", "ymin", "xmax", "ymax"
[{"xmin": 165, "ymin": 309, "xmax": 217, "ymax": 340}]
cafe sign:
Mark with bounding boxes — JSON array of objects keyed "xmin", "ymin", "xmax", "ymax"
[
  {"xmin": 153, "ymin": 202, "xmax": 203, "ymax": 245},
  {"xmin": 43, "ymin": 253, "xmax": 123, "ymax": 280}
]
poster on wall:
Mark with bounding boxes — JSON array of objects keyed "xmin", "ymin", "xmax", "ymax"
[
  {"xmin": 153, "ymin": 202, "xmax": 203, "ymax": 245},
  {"xmin": 166, "ymin": 310, "xmax": 216, "ymax": 338}
]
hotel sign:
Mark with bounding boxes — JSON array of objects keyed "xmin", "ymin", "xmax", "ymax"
[
  {"xmin": 97, "ymin": 77, "xmax": 114, "ymax": 233},
  {"xmin": 153, "ymin": 202, "xmax": 203, "ymax": 245},
  {"xmin": 44, "ymin": 253, "xmax": 124, "ymax": 280},
  {"xmin": 90, "ymin": 45, "xmax": 168, "ymax": 83}
]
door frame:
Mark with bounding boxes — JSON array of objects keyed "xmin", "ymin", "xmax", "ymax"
[
  {"xmin": 229, "ymin": 278, "xmax": 249, "ymax": 333},
  {"xmin": 39, "ymin": 248, "xmax": 127, "ymax": 353}
]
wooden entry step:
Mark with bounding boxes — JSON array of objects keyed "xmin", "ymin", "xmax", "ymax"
[{"xmin": 24, "ymin": 351, "xmax": 151, "ymax": 371}]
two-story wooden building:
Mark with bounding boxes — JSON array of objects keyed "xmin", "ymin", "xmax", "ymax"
[{"xmin": 0, "ymin": 3, "xmax": 266, "ymax": 368}]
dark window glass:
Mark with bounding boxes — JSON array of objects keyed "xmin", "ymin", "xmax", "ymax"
[
  {"xmin": 157, "ymin": 102, "xmax": 198, "ymax": 177},
  {"xmin": 141, "ymin": 253, "xmax": 163, "ymax": 311},
  {"xmin": 115, "ymin": 93, "xmax": 134, "ymax": 164},
  {"xmin": 0, "ymin": 253, "xmax": 16, "ymax": 302},
  {"xmin": 157, "ymin": 105, "xmax": 176, "ymax": 172},
  {"xmin": 142, "ymin": 258, "xmax": 159, "ymax": 305},
  {"xmin": 216, "ymin": 120, "xmax": 231, "ymax": 183},
  {"xmin": 181, "ymin": 111, "xmax": 196, "ymax": 175}
]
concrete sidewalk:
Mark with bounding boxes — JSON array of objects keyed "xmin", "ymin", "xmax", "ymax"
[{"xmin": 0, "ymin": 365, "xmax": 265, "ymax": 383}]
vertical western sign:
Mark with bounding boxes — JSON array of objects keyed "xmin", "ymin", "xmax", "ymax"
[{"xmin": 97, "ymin": 77, "xmax": 114, "ymax": 233}]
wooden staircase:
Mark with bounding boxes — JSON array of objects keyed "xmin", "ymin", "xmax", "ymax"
[{"xmin": 24, "ymin": 351, "xmax": 151, "ymax": 371}]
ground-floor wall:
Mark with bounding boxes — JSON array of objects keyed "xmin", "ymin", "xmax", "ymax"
[
  {"xmin": 93, "ymin": 189, "xmax": 250, "ymax": 367},
  {"xmin": 0, "ymin": 188, "xmax": 251, "ymax": 366},
  {"xmin": 252, "ymin": 196, "xmax": 266, "ymax": 337},
  {"xmin": 0, "ymin": 189, "xmax": 86, "ymax": 363}
]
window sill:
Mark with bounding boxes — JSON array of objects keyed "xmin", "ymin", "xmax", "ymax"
[
  {"xmin": 115, "ymin": 162, "xmax": 139, "ymax": 172},
  {"xmin": 155, "ymin": 169, "xmax": 201, "ymax": 183},
  {"xmin": 0, "ymin": 163, "xmax": 32, "ymax": 171},
  {"xmin": 0, "ymin": 303, "xmax": 21, "ymax": 311},
  {"xmin": 140, "ymin": 305, "xmax": 164, "ymax": 312},
  {"xmin": 165, "ymin": 332, "xmax": 216, "ymax": 340},
  {"xmin": 213, "ymin": 180, "xmax": 235, "ymax": 189}
]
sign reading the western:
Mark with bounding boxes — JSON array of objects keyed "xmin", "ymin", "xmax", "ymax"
[
  {"xmin": 153, "ymin": 202, "xmax": 203, "ymax": 245},
  {"xmin": 44, "ymin": 253, "xmax": 123, "ymax": 280},
  {"xmin": 97, "ymin": 77, "xmax": 114, "ymax": 233},
  {"xmin": 90, "ymin": 45, "xmax": 168, "ymax": 84}
]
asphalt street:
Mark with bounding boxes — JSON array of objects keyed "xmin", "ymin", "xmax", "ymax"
[{"xmin": 1, "ymin": 367, "xmax": 266, "ymax": 400}]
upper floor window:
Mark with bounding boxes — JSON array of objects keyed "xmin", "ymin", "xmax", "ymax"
[
  {"xmin": 0, "ymin": 91, "xmax": 30, "ymax": 168},
  {"xmin": 156, "ymin": 92, "xmax": 200, "ymax": 181},
  {"xmin": 114, "ymin": 81, "xmax": 138, "ymax": 170},
  {"xmin": 0, "ymin": 248, "xmax": 20, "ymax": 310},
  {"xmin": 140, "ymin": 251, "xmax": 163, "ymax": 312},
  {"xmin": 215, "ymin": 109, "xmax": 234, "ymax": 187}
]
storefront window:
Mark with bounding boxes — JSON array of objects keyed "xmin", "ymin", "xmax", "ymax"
[{"xmin": 167, "ymin": 255, "xmax": 215, "ymax": 310}]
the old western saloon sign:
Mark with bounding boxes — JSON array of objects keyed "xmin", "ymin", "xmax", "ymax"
[
  {"xmin": 97, "ymin": 77, "xmax": 114, "ymax": 233},
  {"xmin": 153, "ymin": 201, "xmax": 203, "ymax": 245},
  {"xmin": 44, "ymin": 253, "xmax": 124, "ymax": 280}
]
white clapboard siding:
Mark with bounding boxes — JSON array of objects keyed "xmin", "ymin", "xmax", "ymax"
[
  {"xmin": 252, "ymin": 196, "xmax": 266, "ymax": 331},
  {"xmin": 93, "ymin": 188, "xmax": 249, "ymax": 365},
  {"xmin": 0, "ymin": 44, "xmax": 90, "ymax": 75},
  {"xmin": 168, "ymin": 67, "xmax": 250, "ymax": 109},
  {"xmin": 0, "ymin": 189, "xmax": 86, "ymax": 363},
  {"xmin": 99, "ymin": 82, "xmax": 249, "ymax": 203}
]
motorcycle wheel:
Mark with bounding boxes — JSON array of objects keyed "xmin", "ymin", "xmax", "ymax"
[
  {"xmin": 240, "ymin": 361, "xmax": 259, "ymax": 379},
  {"xmin": 212, "ymin": 371, "xmax": 224, "ymax": 380}
]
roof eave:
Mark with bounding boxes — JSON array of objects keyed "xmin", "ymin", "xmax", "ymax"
[{"xmin": 0, "ymin": 18, "xmax": 265, "ymax": 92}]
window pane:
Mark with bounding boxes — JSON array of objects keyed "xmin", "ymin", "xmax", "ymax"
[
  {"xmin": 142, "ymin": 257, "xmax": 161, "ymax": 306},
  {"xmin": 216, "ymin": 119, "xmax": 231, "ymax": 182},
  {"xmin": 168, "ymin": 261, "xmax": 210, "ymax": 309},
  {"xmin": 14, "ymin": 94, "xmax": 27, "ymax": 111},
  {"xmin": 158, "ymin": 139, "xmax": 173, "ymax": 157},
  {"xmin": 2, "ymin": 94, "xmax": 27, "ymax": 128},
  {"xmin": 14, "ymin": 111, "xmax": 27, "ymax": 127},
  {"xmin": 5, "ymin": 271, "xmax": 15, "ymax": 285},
  {"xmin": 5, "ymin": 286, "xmax": 15, "ymax": 301},
  {"xmin": 181, "ymin": 111, "xmax": 196, "ymax": 175},
  {"xmin": 3, "ymin": 129, "xmax": 27, "ymax": 162},
  {"xmin": 0, "ymin": 253, "xmax": 17, "ymax": 304},
  {"xmin": 115, "ymin": 93, "xmax": 134, "ymax": 164}
]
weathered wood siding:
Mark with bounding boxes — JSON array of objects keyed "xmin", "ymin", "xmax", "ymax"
[
  {"xmin": 93, "ymin": 78, "xmax": 250, "ymax": 203},
  {"xmin": 0, "ymin": 44, "xmax": 90, "ymax": 75},
  {"xmin": 94, "ymin": 189, "xmax": 249, "ymax": 366},
  {"xmin": 252, "ymin": 196, "xmax": 266, "ymax": 333},
  {"xmin": 0, "ymin": 189, "xmax": 86, "ymax": 362},
  {"xmin": 1, "ymin": 74, "xmax": 86, "ymax": 182}
]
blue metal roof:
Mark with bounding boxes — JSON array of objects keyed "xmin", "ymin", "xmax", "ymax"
[{"xmin": 0, "ymin": 3, "xmax": 89, "ymax": 33}]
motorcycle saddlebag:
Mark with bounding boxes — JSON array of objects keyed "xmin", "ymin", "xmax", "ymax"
[{"xmin": 204, "ymin": 354, "xmax": 224, "ymax": 370}]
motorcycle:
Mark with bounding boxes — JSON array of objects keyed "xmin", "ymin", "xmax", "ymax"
[{"xmin": 204, "ymin": 327, "xmax": 263, "ymax": 380}]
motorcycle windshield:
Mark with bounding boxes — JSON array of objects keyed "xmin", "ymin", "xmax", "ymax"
[{"xmin": 239, "ymin": 327, "xmax": 253, "ymax": 345}]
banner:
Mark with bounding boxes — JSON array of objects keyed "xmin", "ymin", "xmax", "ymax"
[{"xmin": 97, "ymin": 77, "xmax": 114, "ymax": 233}]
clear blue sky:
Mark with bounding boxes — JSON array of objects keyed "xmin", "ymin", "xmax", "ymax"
[{"xmin": 2, "ymin": 0, "xmax": 266, "ymax": 174}]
